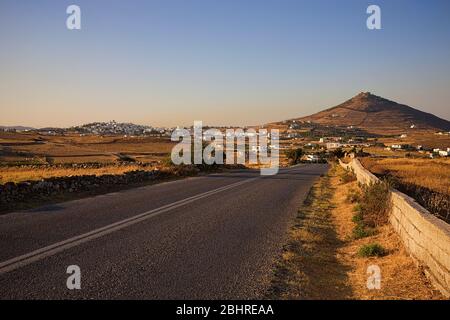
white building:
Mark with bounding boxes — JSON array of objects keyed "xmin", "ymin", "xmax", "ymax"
[{"xmin": 326, "ymin": 142, "xmax": 342, "ymax": 149}]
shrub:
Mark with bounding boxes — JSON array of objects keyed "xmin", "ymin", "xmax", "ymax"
[
  {"xmin": 352, "ymin": 206, "xmax": 376, "ymax": 240},
  {"xmin": 116, "ymin": 153, "xmax": 136, "ymax": 163},
  {"xmin": 353, "ymin": 203, "xmax": 362, "ymax": 212},
  {"xmin": 340, "ymin": 169, "xmax": 356, "ymax": 183},
  {"xmin": 162, "ymin": 142, "xmax": 228, "ymax": 172},
  {"xmin": 358, "ymin": 243, "xmax": 386, "ymax": 257},
  {"xmin": 285, "ymin": 148, "xmax": 304, "ymax": 165},
  {"xmin": 351, "ymin": 212, "xmax": 363, "ymax": 224},
  {"xmin": 162, "ymin": 155, "xmax": 175, "ymax": 167},
  {"xmin": 332, "ymin": 148, "xmax": 345, "ymax": 159},
  {"xmin": 359, "ymin": 180, "xmax": 391, "ymax": 227},
  {"xmin": 352, "ymin": 224, "xmax": 376, "ymax": 239},
  {"xmin": 346, "ymin": 189, "xmax": 361, "ymax": 203}
]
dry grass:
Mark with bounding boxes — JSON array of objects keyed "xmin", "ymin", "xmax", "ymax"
[
  {"xmin": 0, "ymin": 132, "xmax": 177, "ymax": 183},
  {"xmin": 332, "ymin": 165, "xmax": 443, "ymax": 299},
  {"xmin": 360, "ymin": 157, "xmax": 450, "ymax": 221},
  {"xmin": 364, "ymin": 147, "xmax": 414, "ymax": 158},
  {"xmin": 360, "ymin": 157, "xmax": 450, "ymax": 195},
  {"xmin": 266, "ymin": 168, "xmax": 353, "ymax": 299},
  {"xmin": 379, "ymin": 132, "xmax": 450, "ymax": 150},
  {"xmin": 0, "ymin": 164, "xmax": 157, "ymax": 184},
  {"xmin": 0, "ymin": 132, "xmax": 274, "ymax": 184},
  {"xmin": 267, "ymin": 164, "xmax": 444, "ymax": 300}
]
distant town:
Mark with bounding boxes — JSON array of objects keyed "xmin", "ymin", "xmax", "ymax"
[{"xmin": 2, "ymin": 119, "xmax": 449, "ymax": 160}]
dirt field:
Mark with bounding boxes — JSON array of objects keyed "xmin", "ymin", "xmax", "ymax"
[
  {"xmin": 0, "ymin": 132, "xmax": 175, "ymax": 165},
  {"xmin": 0, "ymin": 132, "xmax": 176, "ymax": 183},
  {"xmin": 0, "ymin": 131, "xmax": 294, "ymax": 183},
  {"xmin": 378, "ymin": 132, "xmax": 450, "ymax": 150}
]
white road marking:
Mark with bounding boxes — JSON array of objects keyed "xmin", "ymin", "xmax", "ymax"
[{"xmin": 0, "ymin": 177, "xmax": 258, "ymax": 275}]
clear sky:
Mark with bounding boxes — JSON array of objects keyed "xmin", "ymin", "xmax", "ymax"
[{"xmin": 1, "ymin": 0, "xmax": 449, "ymax": 128}]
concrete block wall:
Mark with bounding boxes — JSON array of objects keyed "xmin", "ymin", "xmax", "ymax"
[
  {"xmin": 339, "ymin": 159, "xmax": 378, "ymax": 185},
  {"xmin": 339, "ymin": 159, "xmax": 450, "ymax": 297}
]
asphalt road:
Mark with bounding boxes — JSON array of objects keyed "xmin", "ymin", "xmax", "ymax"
[{"xmin": 0, "ymin": 164, "xmax": 328, "ymax": 299}]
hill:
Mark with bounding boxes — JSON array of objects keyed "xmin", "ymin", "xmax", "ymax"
[
  {"xmin": 0, "ymin": 126, "xmax": 35, "ymax": 131},
  {"xmin": 276, "ymin": 92, "xmax": 450, "ymax": 135}
]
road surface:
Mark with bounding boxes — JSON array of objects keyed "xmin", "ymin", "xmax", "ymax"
[{"xmin": 0, "ymin": 164, "xmax": 328, "ymax": 299}]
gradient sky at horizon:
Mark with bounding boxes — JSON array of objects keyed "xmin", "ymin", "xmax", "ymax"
[{"xmin": 1, "ymin": 0, "xmax": 450, "ymax": 128}]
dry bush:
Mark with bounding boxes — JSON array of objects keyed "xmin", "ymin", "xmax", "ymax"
[
  {"xmin": 346, "ymin": 188, "xmax": 361, "ymax": 203},
  {"xmin": 358, "ymin": 243, "xmax": 386, "ymax": 257},
  {"xmin": 359, "ymin": 180, "xmax": 391, "ymax": 227},
  {"xmin": 340, "ymin": 169, "xmax": 357, "ymax": 183}
]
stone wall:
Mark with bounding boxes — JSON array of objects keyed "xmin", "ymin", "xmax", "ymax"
[
  {"xmin": 339, "ymin": 158, "xmax": 378, "ymax": 185},
  {"xmin": 0, "ymin": 166, "xmax": 199, "ymax": 211},
  {"xmin": 339, "ymin": 158, "xmax": 450, "ymax": 297}
]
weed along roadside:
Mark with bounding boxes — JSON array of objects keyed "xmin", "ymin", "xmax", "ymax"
[
  {"xmin": 266, "ymin": 167, "xmax": 353, "ymax": 299},
  {"xmin": 267, "ymin": 164, "xmax": 443, "ymax": 299},
  {"xmin": 341, "ymin": 158, "xmax": 450, "ymax": 298}
]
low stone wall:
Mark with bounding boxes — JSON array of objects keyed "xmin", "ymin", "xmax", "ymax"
[
  {"xmin": 339, "ymin": 159, "xmax": 450, "ymax": 297},
  {"xmin": 339, "ymin": 158, "xmax": 378, "ymax": 185},
  {"xmin": 0, "ymin": 166, "xmax": 199, "ymax": 211}
]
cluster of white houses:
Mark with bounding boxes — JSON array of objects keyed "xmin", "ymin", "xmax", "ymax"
[
  {"xmin": 433, "ymin": 148, "xmax": 450, "ymax": 157},
  {"xmin": 387, "ymin": 144, "xmax": 450, "ymax": 157}
]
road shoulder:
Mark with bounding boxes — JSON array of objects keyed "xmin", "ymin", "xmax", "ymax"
[{"xmin": 266, "ymin": 164, "xmax": 443, "ymax": 299}]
